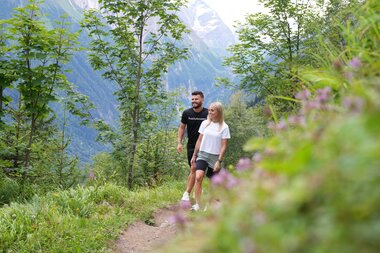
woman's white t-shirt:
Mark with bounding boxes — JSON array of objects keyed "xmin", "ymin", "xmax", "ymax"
[{"xmin": 199, "ymin": 120, "xmax": 230, "ymax": 155}]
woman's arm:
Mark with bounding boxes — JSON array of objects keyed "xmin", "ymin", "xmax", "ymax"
[{"xmin": 214, "ymin": 139, "xmax": 228, "ymax": 172}]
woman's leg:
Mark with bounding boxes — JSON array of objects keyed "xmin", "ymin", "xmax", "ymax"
[{"xmin": 194, "ymin": 169, "xmax": 205, "ymax": 206}]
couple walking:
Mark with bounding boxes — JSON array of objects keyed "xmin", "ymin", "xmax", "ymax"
[{"xmin": 177, "ymin": 91, "xmax": 230, "ymax": 211}]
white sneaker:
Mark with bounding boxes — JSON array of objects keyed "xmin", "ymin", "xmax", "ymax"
[
  {"xmin": 191, "ymin": 203, "xmax": 200, "ymax": 211},
  {"xmin": 181, "ymin": 192, "xmax": 190, "ymax": 201}
]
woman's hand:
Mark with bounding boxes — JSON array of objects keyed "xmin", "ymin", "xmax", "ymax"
[
  {"xmin": 213, "ymin": 160, "xmax": 222, "ymax": 172},
  {"xmin": 191, "ymin": 156, "xmax": 196, "ymax": 165}
]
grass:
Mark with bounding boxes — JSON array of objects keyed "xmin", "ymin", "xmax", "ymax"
[{"xmin": 0, "ymin": 180, "xmax": 184, "ymax": 252}]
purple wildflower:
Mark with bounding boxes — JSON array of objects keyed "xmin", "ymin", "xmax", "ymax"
[
  {"xmin": 316, "ymin": 87, "xmax": 331, "ymax": 103},
  {"xmin": 252, "ymin": 153, "xmax": 262, "ymax": 163},
  {"xmin": 295, "ymin": 89, "xmax": 311, "ymax": 101},
  {"xmin": 267, "ymin": 120, "xmax": 287, "ymax": 131},
  {"xmin": 267, "ymin": 121, "xmax": 276, "ymax": 130},
  {"xmin": 235, "ymin": 157, "xmax": 252, "ymax": 171},
  {"xmin": 301, "ymin": 100, "xmax": 320, "ymax": 114},
  {"xmin": 169, "ymin": 213, "xmax": 187, "ymax": 226},
  {"xmin": 343, "ymin": 96, "xmax": 364, "ymax": 113},
  {"xmin": 348, "ymin": 57, "xmax": 362, "ymax": 69},
  {"xmin": 288, "ymin": 115, "xmax": 306, "ymax": 127},
  {"xmin": 211, "ymin": 169, "xmax": 239, "ymax": 189},
  {"xmin": 344, "ymin": 71, "xmax": 354, "ymax": 82},
  {"xmin": 89, "ymin": 170, "xmax": 95, "ymax": 180},
  {"xmin": 277, "ymin": 120, "xmax": 287, "ymax": 130},
  {"xmin": 179, "ymin": 200, "xmax": 192, "ymax": 210}
]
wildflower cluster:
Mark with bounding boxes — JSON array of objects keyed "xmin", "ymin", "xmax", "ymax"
[{"xmin": 211, "ymin": 169, "xmax": 239, "ymax": 189}]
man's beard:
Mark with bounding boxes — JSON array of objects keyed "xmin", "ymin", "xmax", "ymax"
[{"xmin": 192, "ymin": 102, "xmax": 202, "ymax": 109}]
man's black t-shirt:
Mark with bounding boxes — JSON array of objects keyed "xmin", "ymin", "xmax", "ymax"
[{"xmin": 181, "ymin": 107, "xmax": 208, "ymax": 147}]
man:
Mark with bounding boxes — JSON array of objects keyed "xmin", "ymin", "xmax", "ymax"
[{"xmin": 177, "ymin": 91, "xmax": 208, "ymax": 201}]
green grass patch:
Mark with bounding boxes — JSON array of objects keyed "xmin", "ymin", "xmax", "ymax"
[{"xmin": 0, "ymin": 180, "xmax": 184, "ymax": 252}]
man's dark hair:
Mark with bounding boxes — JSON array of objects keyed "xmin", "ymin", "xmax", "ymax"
[{"xmin": 192, "ymin": 91, "xmax": 204, "ymax": 98}]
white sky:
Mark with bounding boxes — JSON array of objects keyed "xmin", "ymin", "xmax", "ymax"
[{"xmin": 201, "ymin": 0, "xmax": 266, "ymax": 31}]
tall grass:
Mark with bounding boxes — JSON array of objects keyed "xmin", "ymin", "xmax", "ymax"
[{"xmin": 0, "ymin": 181, "xmax": 183, "ymax": 252}]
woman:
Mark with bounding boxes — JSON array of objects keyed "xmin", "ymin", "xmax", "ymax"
[{"xmin": 190, "ymin": 102, "xmax": 230, "ymax": 211}]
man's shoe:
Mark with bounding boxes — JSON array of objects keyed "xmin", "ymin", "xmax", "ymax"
[{"xmin": 181, "ymin": 192, "xmax": 190, "ymax": 201}]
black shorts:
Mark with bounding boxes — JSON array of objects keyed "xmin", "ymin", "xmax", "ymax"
[
  {"xmin": 196, "ymin": 159, "xmax": 216, "ymax": 178},
  {"xmin": 187, "ymin": 146, "xmax": 195, "ymax": 166}
]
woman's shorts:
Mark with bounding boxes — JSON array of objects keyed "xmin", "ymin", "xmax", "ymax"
[{"xmin": 196, "ymin": 151, "xmax": 219, "ymax": 178}]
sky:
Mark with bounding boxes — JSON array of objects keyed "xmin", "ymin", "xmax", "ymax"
[{"xmin": 201, "ymin": 0, "xmax": 266, "ymax": 31}]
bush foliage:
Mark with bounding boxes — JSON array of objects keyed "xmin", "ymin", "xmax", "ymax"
[{"xmin": 164, "ymin": 0, "xmax": 380, "ymax": 252}]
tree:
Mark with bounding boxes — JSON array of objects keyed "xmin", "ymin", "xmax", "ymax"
[
  {"xmin": 0, "ymin": 25, "xmax": 15, "ymax": 125},
  {"xmin": 224, "ymin": 0, "xmax": 362, "ymax": 102},
  {"xmin": 0, "ymin": 0, "xmax": 92, "ymax": 186},
  {"xmin": 224, "ymin": 91, "xmax": 268, "ymax": 166},
  {"xmin": 1, "ymin": 0, "xmax": 82, "ymax": 168},
  {"xmin": 224, "ymin": 0, "xmax": 329, "ymax": 110},
  {"xmin": 134, "ymin": 89, "xmax": 188, "ymax": 186},
  {"xmin": 81, "ymin": 0, "xmax": 188, "ymax": 188}
]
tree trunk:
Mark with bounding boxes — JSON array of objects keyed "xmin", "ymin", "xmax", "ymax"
[
  {"xmin": 13, "ymin": 96, "xmax": 22, "ymax": 168},
  {"xmin": 24, "ymin": 114, "xmax": 36, "ymax": 168},
  {"xmin": 0, "ymin": 84, "xmax": 3, "ymax": 116}
]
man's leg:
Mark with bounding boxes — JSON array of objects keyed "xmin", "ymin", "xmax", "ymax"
[
  {"xmin": 185, "ymin": 163, "xmax": 196, "ymax": 193},
  {"xmin": 181, "ymin": 146, "xmax": 195, "ymax": 201}
]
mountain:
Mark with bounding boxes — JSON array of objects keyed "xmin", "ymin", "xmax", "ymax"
[
  {"xmin": 1, "ymin": 0, "xmax": 236, "ymax": 163},
  {"xmin": 181, "ymin": 0, "xmax": 236, "ymax": 52},
  {"xmin": 167, "ymin": 0, "xmax": 236, "ymax": 98}
]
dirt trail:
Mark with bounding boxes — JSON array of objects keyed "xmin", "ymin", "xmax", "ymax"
[{"xmin": 112, "ymin": 206, "xmax": 181, "ymax": 253}]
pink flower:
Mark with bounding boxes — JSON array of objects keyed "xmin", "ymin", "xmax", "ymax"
[
  {"xmin": 169, "ymin": 213, "xmax": 187, "ymax": 226},
  {"xmin": 316, "ymin": 87, "xmax": 331, "ymax": 103},
  {"xmin": 235, "ymin": 157, "xmax": 252, "ymax": 171},
  {"xmin": 295, "ymin": 89, "xmax": 311, "ymax": 101},
  {"xmin": 343, "ymin": 96, "xmax": 364, "ymax": 113},
  {"xmin": 179, "ymin": 200, "xmax": 192, "ymax": 210},
  {"xmin": 344, "ymin": 71, "xmax": 354, "ymax": 82},
  {"xmin": 211, "ymin": 169, "xmax": 239, "ymax": 189},
  {"xmin": 277, "ymin": 120, "xmax": 287, "ymax": 130},
  {"xmin": 348, "ymin": 57, "xmax": 362, "ymax": 69},
  {"xmin": 267, "ymin": 120, "xmax": 287, "ymax": 131},
  {"xmin": 301, "ymin": 100, "xmax": 320, "ymax": 114},
  {"xmin": 89, "ymin": 170, "xmax": 95, "ymax": 180},
  {"xmin": 252, "ymin": 153, "xmax": 262, "ymax": 163},
  {"xmin": 288, "ymin": 115, "xmax": 306, "ymax": 127}
]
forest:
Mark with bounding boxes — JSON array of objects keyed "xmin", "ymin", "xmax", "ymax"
[{"xmin": 0, "ymin": 0, "xmax": 379, "ymax": 252}]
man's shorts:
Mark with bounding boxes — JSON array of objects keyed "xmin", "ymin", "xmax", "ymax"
[{"xmin": 186, "ymin": 146, "xmax": 195, "ymax": 166}]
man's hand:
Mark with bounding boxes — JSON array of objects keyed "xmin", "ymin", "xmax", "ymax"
[{"xmin": 177, "ymin": 143, "xmax": 182, "ymax": 154}]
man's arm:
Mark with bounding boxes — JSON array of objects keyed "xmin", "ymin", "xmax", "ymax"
[
  {"xmin": 191, "ymin": 133, "xmax": 203, "ymax": 164},
  {"xmin": 177, "ymin": 122, "xmax": 186, "ymax": 154}
]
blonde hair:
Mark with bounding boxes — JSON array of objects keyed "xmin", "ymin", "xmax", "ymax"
[{"xmin": 205, "ymin": 102, "xmax": 225, "ymax": 131}]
